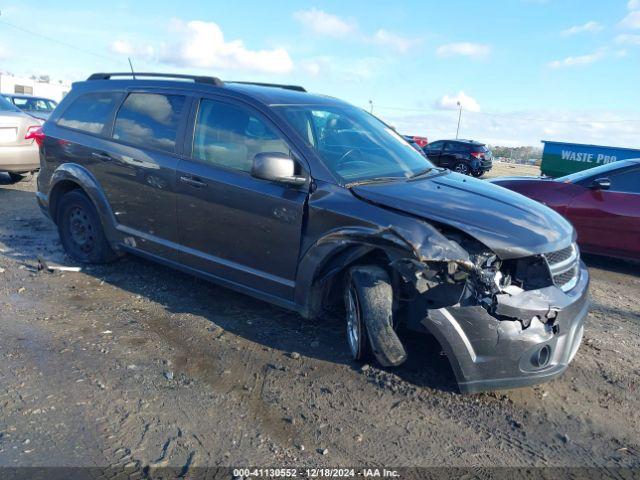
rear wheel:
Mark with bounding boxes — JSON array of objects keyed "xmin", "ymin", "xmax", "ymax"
[
  {"xmin": 471, "ymin": 169, "xmax": 484, "ymax": 178},
  {"xmin": 454, "ymin": 162, "xmax": 470, "ymax": 175},
  {"xmin": 7, "ymin": 172, "xmax": 28, "ymax": 183},
  {"xmin": 57, "ymin": 190, "xmax": 117, "ymax": 264}
]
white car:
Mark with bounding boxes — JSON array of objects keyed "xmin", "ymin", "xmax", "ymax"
[{"xmin": 0, "ymin": 95, "xmax": 42, "ymax": 183}]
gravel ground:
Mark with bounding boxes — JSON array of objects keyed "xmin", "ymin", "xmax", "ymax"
[{"xmin": 0, "ymin": 169, "xmax": 638, "ymax": 475}]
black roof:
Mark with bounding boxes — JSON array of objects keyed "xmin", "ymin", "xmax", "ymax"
[
  {"xmin": 432, "ymin": 139, "xmax": 485, "ymax": 145},
  {"xmin": 82, "ymin": 72, "xmax": 343, "ymax": 107}
]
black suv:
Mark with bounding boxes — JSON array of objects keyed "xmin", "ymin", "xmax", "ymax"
[
  {"xmin": 36, "ymin": 73, "xmax": 589, "ymax": 393},
  {"xmin": 424, "ymin": 139, "xmax": 492, "ymax": 177}
]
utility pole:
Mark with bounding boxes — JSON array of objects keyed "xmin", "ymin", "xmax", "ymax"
[{"xmin": 455, "ymin": 101, "xmax": 463, "ymax": 139}]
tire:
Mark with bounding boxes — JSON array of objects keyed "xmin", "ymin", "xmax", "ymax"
[
  {"xmin": 471, "ymin": 169, "xmax": 484, "ymax": 178},
  {"xmin": 57, "ymin": 190, "xmax": 117, "ymax": 264},
  {"xmin": 345, "ymin": 265, "xmax": 407, "ymax": 367},
  {"xmin": 454, "ymin": 162, "xmax": 470, "ymax": 175},
  {"xmin": 7, "ymin": 172, "xmax": 28, "ymax": 184}
]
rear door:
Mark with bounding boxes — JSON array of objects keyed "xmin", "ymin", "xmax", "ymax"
[
  {"xmin": 56, "ymin": 90, "xmax": 190, "ymax": 259},
  {"xmin": 565, "ymin": 167, "xmax": 640, "ymax": 259},
  {"xmin": 175, "ymin": 96, "xmax": 309, "ymax": 300}
]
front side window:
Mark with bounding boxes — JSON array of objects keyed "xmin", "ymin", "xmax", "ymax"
[
  {"xmin": 607, "ymin": 169, "xmax": 640, "ymax": 194},
  {"xmin": 113, "ymin": 93, "xmax": 186, "ymax": 153},
  {"xmin": 558, "ymin": 160, "xmax": 639, "ymax": 184},
  {"xmin": 58, "ymin": 92, "xmax": 122, "ymax": 135},
  {"xmin": 278, "ymin": 104, "xmax": 433, "ymax": 183},
  {"xmin": 193, "ymin": 99, "xmax": 289, "ymax": 172}
]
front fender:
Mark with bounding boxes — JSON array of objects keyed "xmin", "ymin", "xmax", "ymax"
[{"xmin": 294, "ymin": 223, "xmax": 470, "ymax": 317}]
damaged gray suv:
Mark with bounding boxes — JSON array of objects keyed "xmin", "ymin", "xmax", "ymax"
[{"xmin": 36, "ymin": 73, "xmax": 589, "ymax": 393}]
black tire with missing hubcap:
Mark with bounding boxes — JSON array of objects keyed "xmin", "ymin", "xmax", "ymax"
[{"xmin": 57, "ymin": 190, "xmax": 117, "ymax": 264}]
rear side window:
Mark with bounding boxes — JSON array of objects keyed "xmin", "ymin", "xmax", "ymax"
[
  {"xmin": 192, "ymin": 99, "xmax": 289, "ymax": 172},
  {"xmin": 58, "ymin": 92, "xmax": 122, "ymax": 135},
  {"xmin": 113, "ymin": 93, "xmax": 186, "ymax": 153}
]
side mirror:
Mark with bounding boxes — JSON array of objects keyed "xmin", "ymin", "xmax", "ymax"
[
  {"xmin": 251, "ymin": 152, "xmax": 307, "ymax": 186},
  {"xmin": 590, "ymin": 177, "xmax": 611, "ymax": 190}
]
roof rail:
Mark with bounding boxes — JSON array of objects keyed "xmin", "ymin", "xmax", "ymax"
[
  {"xmin": 229, "ymin": 81, "xmax": 306, "ymax": 92},
  {"xmin": 87, "ymin": 72, "xmax": 224, "ymax": 86}
]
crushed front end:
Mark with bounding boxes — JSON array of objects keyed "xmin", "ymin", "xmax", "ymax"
[{"xmin": 394, "ymin": 233, "xmax": 589, "ymax": 393}]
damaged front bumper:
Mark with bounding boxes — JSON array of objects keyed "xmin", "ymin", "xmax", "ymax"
[{"xmin": 419, "ymin": 262, "xmax": 589, "ymax": 393}]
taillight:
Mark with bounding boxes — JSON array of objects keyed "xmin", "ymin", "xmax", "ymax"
[
  {"xmin": 470, "ymin": 151, "xmax": 485, "ymax": 159},
  {"xmin": 25, "ymin": 126, "xmax": 45, "ymax": 146}
]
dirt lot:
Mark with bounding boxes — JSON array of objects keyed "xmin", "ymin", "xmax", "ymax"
[{"xmin": 1, "ymin": 165, "xmax": 639, "ymax": 475}]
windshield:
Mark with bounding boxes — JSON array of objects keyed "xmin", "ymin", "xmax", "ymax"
[
  {"xmin": 557, "ymin": 160, "xmax": 639, "ymax": 183},
  {"xmin": 277, "ymin": 104, "xmax": 434, "ymax": 183},
  {"xmin": 0, "ymin": 96, "xmax": 21, "ymax": 113}
]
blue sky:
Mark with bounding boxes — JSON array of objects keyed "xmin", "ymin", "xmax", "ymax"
[{"xmin": 1, "ymin": 0, "xmax": 639, "ymax": 146}]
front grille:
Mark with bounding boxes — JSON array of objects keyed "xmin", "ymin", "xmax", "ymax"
[
  {"xmin": 543, "ymin": 243, "xmax": 580, "ymax": 292},
  {"xmin": 545, "ymin": 245, "xmax": 574, "ymax": 265}
]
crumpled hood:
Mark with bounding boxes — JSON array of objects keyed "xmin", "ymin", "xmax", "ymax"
[{"xmin": 352, "ymin": 172, "xmax": 575, "ymax": 259}]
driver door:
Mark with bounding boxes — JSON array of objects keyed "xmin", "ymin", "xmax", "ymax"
[
  {"xmin": 565, "ymin": 167, "xmax": 640, "ymax": 258},
  {"xmin": 424, "ymin": 141, "xmax": 444, "ymax": 166},
  {"xmin": 175, "ymin": 97, "xmax": 309, "ymax": 300}
]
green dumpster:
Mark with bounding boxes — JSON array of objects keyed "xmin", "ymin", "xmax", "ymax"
[{"xmin": 541, "ymin": 140, "xmax": 640, "ymax": 178}]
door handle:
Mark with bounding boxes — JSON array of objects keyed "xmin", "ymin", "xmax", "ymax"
[
  {"xmin": 91, "ymin": 152, "xmax": 112, "ymax": 162},
  {"xmin": 179, "ymin": 175, "xmax": 207, "ymax": 188}
]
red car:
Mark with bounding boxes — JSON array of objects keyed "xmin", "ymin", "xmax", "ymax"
[{"xmin": 490, "ymin": 159, "xmax": 640, "ymax": 261}]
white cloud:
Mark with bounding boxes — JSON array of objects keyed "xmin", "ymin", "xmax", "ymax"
[
  {"xmin": 158, "ymin": 20, "xmax": 293, "ymax": 74},
  {"xmin": 379, "ymin": 109, "xmax": 640, "ymax": 148},
  {"xmin": 436, "ymin": 42, "xmax": 491, "ymax": 59},
  {"xmin": 620, "ymin": 10, "xmax": 640, "ymax": 29},
  {"xmin": 629, "ymin": 0, "xmax": 640, "ymax": 10},
  {"xmin": 110, "ymin": 40, "xmax": 155, "ymax": 58},
  {"xmin": 615, "ymin": 33, "xmax": 640, "ymax": 45},
  {"xmin": 293, "ymin": 8, "xmax": 357, "ymax": 38},
  {"xmin": 435, "ymin": 91, "xmax": 481, "ymax": 113},
  {"xmin": 561, "ymin": 21, "xmax": 603, "ymax": 36},
  {"xmin": 109, "ymin": 20, "xmax": 294, "ymax": 75},
  {"xmin": 370, "ymin": 29, "xmax": 418, "ymax": 53},
  {"xmin": 292, "ymin": 9, "xmax": 418, "ymax": 55},
  {"xmin": 548, "ymin": 49, "xmax": 606, "ymax": 68}
]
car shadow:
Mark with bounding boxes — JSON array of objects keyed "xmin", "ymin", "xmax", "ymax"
[
  {"xmin": 76, "ymin": 255, "xmax": 460, "ymax": 393},
  {"xmin": 582, "ymin": 253, "xmax": 640, "ymax": 277},
  {"xmin": 0, "ymin": 183, "xmax": 459, "ymax": 393}
]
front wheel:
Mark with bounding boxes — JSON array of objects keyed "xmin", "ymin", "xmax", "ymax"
[
  {"xmin": 471, "ymin": 169, "xmax": 484, "ymax": 178},
  {"xmin": 345, "ymin": 265, "xmax": 407, "ymax": 367},
  {"xmin": 454, "ymin": 162, "xmax": 470, "ymax": 175},
  {"xmin": 57, "ymin": 190, "xmax": 118, "ymax": 264}
]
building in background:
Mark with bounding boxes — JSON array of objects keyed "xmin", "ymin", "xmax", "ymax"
[
  {"xmin": 541, "ymin": 140, "xmax": 640, "ymax": 178},
  {"xmin": 0, "ymin": 73, "xmax": 71, "ymax": 102}
]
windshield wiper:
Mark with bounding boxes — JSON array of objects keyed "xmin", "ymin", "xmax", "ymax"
[
  {"xmin": 408, "ymin": 166, "xmax": 447, "ymax": 180},
  {"xmin": 345, "ymin": 176, "xmax": 406, "ymax": 188}
]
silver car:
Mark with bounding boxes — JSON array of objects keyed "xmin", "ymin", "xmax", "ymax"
[{"xmin": 0, "ymin": 96, "xmax": 42, "ymax": 183}]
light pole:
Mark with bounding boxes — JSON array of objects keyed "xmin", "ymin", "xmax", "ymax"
[
  {"xmin": 455, "ymin": 101, "xmax": 463, "ymax": 139},
  {"xmin": 368, "ymin": 99, "xmax": 374, "ymax": 114}
]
